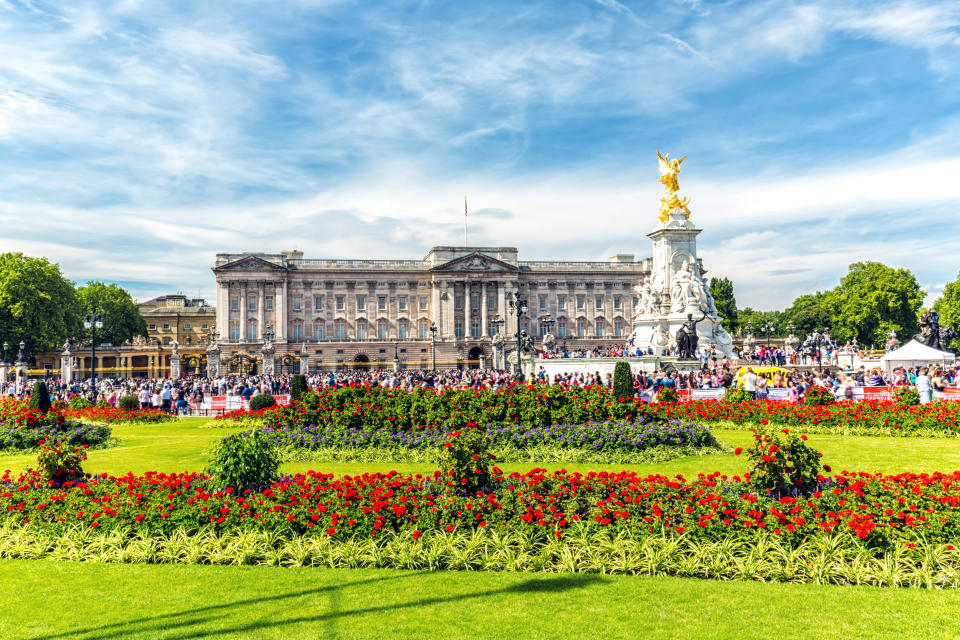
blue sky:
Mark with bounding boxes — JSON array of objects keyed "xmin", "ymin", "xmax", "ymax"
[{"xmin": 1, "ymin": 0, "xmax": 959, "ymax": 309}]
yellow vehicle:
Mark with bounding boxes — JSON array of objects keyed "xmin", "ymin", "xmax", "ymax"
[{"xmin": 736, "ymin": 366, "xmax": 792, "ymax": 388}]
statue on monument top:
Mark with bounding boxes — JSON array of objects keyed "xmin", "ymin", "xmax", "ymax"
[{"xmin": 657, "ymin": 151, "xmax": 691, "ymax": 222}]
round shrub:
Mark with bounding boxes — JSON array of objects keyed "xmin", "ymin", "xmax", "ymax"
[
  {"xmin": 37, "ymin": 439, "xmax": 87, "ymax": 486},
  {"xmin": 249, "ymin": 394, "xmax": 276, "ymax": 411},
  {"xmin": 205, "ymin": 430, "xmax": 281, "ymax": 492},
  {"xmin": 736, "ymin": 427, "xmax": 828, "ymax": 496},
  {"xmin": 724, "ymin": 388, "xmax": 754, "ymax": 403},
  {"xmin": 612, "ymin": 361, "xmax": 634, "ymax": 400},
  {"xmin": 894, "ymin": 387, "xmax": 920, "ymax": 406},
  {"xmin": 439, "ymin": 424, "xmax": 493, "ymax": 497},
  {"xmin": 299, "ymin": 390, "xmax": 319, "ymax": 408},
  {"xmin": 27, "ymin": 381, "xmax": 52, "ymax": 413},
  {"xmin": 657, "ymin": 387, "xmax": 678, "ymax": 403},
  {"xmin": 803, "ymin": 385, "xmax": 835, "ymax": 406},
  {"xmin": 69, "ymin": 395, "xmax": 92, "ymax": 409},
  {"xmin": 118, "ymin": 395, "xmax": 140, "ymax": 411}
]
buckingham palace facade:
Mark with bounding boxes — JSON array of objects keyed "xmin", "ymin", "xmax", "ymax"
[{"xmin": 212, "ymin": 246, "xmax": 651, "ymax": 372}]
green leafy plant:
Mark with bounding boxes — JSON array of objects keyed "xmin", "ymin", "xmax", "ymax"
[
  {"xmin": 736, "ymin": 426, "xmax": 827, "ymax": 495},
  {"xmin": 290, "ymin": 375, "xmax": 307, "ymax": 402},
  {"xmin": 612, "ymin": 362, "xmax": 633, "ymax": 400},
  {"xmin": 299, "ymin": 391, "xmax": 319, "ymax": 408},
  {"xmin": 68, "ymin": 395, "xmax": 92, "ymax": 409},
  {"xmin": 438, "ymin": 422, "xmax": 494, "ymax": 497},
  {"xmin": 248, "ymin": 394, "xmax": 276, "ymax": 411},
  {"xmin": 36, "ymin": 438, "xmax": 87, "ymax": 485},
  {"xmin": 803, "ymin": 385, "xmax": 834, "ymax": 406},
  {"xmin": 27, "ymin": 381, "xmax": 52, "ymax": 413},
  {"xmin": 894, "ymin": 387, "xmax": 920, "ymax": 406},
  {"xmin": 205, "ymin": 430, "xmax": 281, "ymax": 492},
  {"xmin": 724, "ymin": 388, "xmax": 754, "ymax": 403},
  {"xmin": 657, "ymin": 387, "xmax": 678, "ymax": 403},
  {"xmin": 118, "ymin": 395, "xmax": 140, "ymax": 411}
]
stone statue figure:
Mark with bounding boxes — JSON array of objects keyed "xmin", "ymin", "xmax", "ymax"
[
  {"xmin": 676, "ymin": 309, "xmax": 708, "ymax": 359},
  {"xmin": 915, "ymin": 309, "xmax": 945, "ymax": 350},
  {"xmin": 634, "ymin": 280, "xmax": 661, "ymax": 316},
  {"xmin": 671, "ymin": 261, "xmax": 708, "ymax": 313},
  {"xmin": 171, "ymin": 340, "xmax": 179, "ymax": 356}
]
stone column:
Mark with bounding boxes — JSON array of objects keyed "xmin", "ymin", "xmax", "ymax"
[
  {"xmin": 239, "ymin": 286, "xmax": 248, "ymax": 341},
  {"xmin": 497, "ymin": 281, "xmax": 507, "ymax": 335},
  {"xmin": 217, "ymin": 280, "xmax": 229, "ymax": 342},
  {"xmin": 279, "ymin": 280, "xmax": 288, "ymax": 342},
  {"xmin": 61, "ymin": 345, "xmax": 73, "ymax": 383},
  {"xmin": 261, "ymin": 340, "xmax": 275, "ymax": 375},
  {"xmin": 299, "ymin": 351, "xmax": 310, "ymax": 375},
  {"xmin": 432, "ymin": 280, "xmax": 443, "ymax": 339},
  {"xmin": 170, "ymin": 351, "xmax": 181, "ymax": 379},
  {"xmin": 480, "ymin": 281, "xmax": 488, "ymax": 337},
  {"xmin": 257, "ymin": 283, "xmax": 265, "ymax": 339}
]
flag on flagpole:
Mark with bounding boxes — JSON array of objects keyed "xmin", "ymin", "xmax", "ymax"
[{"xmin": 464, "ymin": 195, "xmax": 468, "ymax": 245}]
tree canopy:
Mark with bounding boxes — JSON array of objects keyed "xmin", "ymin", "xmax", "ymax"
[
  {"xmin": 0, "ymin": 253, "xmax": 80, "ymax": 356},
  {"xmin": 822, "ymin": 262, "xmax": 924, "ymax": 347},
  {"xmin": 76, "ymin": 281, "xmax": 148, "ymax": 347},
  {"xmin": 783, "ymin": 292, "xmax": 831, "ymax": 336},
  {"xmin": 708, "ymin": 277, "xmax": 738, "ymax": 332}
]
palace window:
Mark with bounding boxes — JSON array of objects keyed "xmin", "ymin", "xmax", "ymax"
[
  {"xmin": 595, "ymin": 319, "xmax": 604, "ymax": 337},
  {"xmin": 230, "ymin": 325, "xmax": 239, "ymax": 340},
  {"xmin": 292, "ymin": 296, "xmax": 302, "ymax": 311},
  {"xmin": 247, "ymin": 324, "xmax": 258, "ymax": 340},
  {"xmin": 471, "ymin": 322, "xmax": 480, "ymax": 337},
  {"xmin": 576, "ymin": 296, "xmax": 585, "ymax": 310},
  {"xmin": 419, "ymin": 296, "xmax": 428, "ymax": 311},
  {"xmin": 163, "ymin": 323, "xmax": 169, "ymax": 330},
  {"xmin": 336, "ymin": 296, "xmax": 345, "ymax": 311},
  {"xmin": 487, "ymin": 295, "xmax": 496, "ymax": 310},
  {"xmin": 248, "ymin": 297, "xmax": 257, "ymax": 311},
  {"xmin": 455, "ymin": 322, "xmax": 464, "ymax": 338},
  {"xmin": 615, "ymin": 320, "xmax": 623, "ymax": 337},
  {"xmin": 399, "ymin": 322, "xmax": 408, "ymax": 339},
  {"xmin": 539, "ymin": 295, "xmax": 547, "ymax": 311},
  {"xmin": 314, "ymin": 324, "xmax": 324, "ymax": 340},
  {"xmin": 378, "ymin": 321, "xmax": 387, "ymax": 339},
  {"xmin": 399, "ymin": 296, "xmax": 407, "ymax": 311},
  {"xmin": 557, "ymin": 296, "xmax": 566, "ymax": 311},
  {"xmin": 336, "ymin": 323, "xmax": 345, "ymax": 340},
  {"xmin": 148, "ymin": 324, "xmax": 155, "ymax": 331},
  {"xmin": 230, "ymin": 296, "xmax": 239, "ymax": 311},
  {"xmin": 314, "ymin": 296, "xmax": 324, "ymax": 311},
  {"xmin": 595, "ymin": 296, "xmax": 603, "ymax": 309},
  {"xmin": 471, "ymin": 294, "xmax": 479, "ymax": 310},
  {"xmin": 265, "ymin": 296, "xmax": 273, "ymax": 311},
  {"xmin": 357, "ymin": 295, "xmax": 366, "ymax": 311},
  {"xmin": 633, "ymin": 296, "xmax": 639, "ymax": 309},
  {"xmin": 577, "ymin": 320, "xmax": 585, "ymax": 337},
  {"xmin": 184, "ymin": 323, "xmax": 191, "ymax": 330},
  {"xmin": 419, "ymin": 322, "xmax": 428, "ymax": 339},
  {"xmin": 614, "ymin": 296, "xmax": 622, "ymax": 310},
  {"xmin": 539, "ymin": 322, "xmax": 548, "ymax": 337},
  {"xmin": 201, "ymin": 323, "xmax": 208, "ymax": 330},
  {"xmin": 558, "ymin": 322, "xmax": 567, "ymax": 337},
  {"xmin": 455, "ymin": 295, "xmax": 463, "ymax": 310},
  {"xmin": 291, "ymin": 324, "xmax": 301, "ymax": 341},
  {"xmin": 378, "ymin": 296, "xmax": 387, "ymax": 311},
  {"xmin": 163, "ymin": 337, "xmax": 171, "ymax": 345},
  {"xmin": 487, "ymin": 322, "xmax": 496, "ymax": 337},
  {"xmin": 357, "ymin": 322, "xmax": 367, "ymax": 340}
]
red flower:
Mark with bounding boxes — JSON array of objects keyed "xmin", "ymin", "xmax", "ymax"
[
  {"xmin": 734, "ymin": 447, "xmax": 743, "ymax": 456},
  {"xmin": 445, "ymin": 525, "xmax": 454, "ymax": 532},
  {"xmin": 326, "ymin": 527, "xmax": 336, "ymax": 536},
  {"xmin": 412, "ymin": 531, "xmax": 422, "ymax": 539}
]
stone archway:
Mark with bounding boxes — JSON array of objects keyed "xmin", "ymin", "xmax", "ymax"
[
  {"xmin": 467, "ymin": 346, "xmax": 484, "ymax": 370},
  {"xmin": 354, "ymin": 353, "xmax": 370, "ymax": 371}
]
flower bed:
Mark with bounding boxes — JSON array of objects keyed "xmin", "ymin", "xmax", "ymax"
[
  {"xmin": 209, "ymin": 385, "xmax": 960, "ymax": 438},
  {"xmin": 656, "ymin": 400, "xmax": 960, "ymax": 436},
  {"xmin": 258, "ymin": 419, "xmax": 721, "ymax": 464},
  {"xmin": 0, "ymin": 401, "xmax": 112, "ymax": 451},
  {"xmin": 64, "ymin": 406, "xmax": 172, "ymax": 425}
]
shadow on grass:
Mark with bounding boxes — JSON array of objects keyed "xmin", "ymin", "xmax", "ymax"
[{"xmin": 29, "ymin": 570, "xmax": 606, "ymax": 640}]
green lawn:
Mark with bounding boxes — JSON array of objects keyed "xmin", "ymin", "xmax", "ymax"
[
  {"xmin": 3, "ymin": 560, "xmax": 960, "ymax": 640},
  {"xmin": 3, "ymin": 418, "xmax": 960, "ymax": 639}
]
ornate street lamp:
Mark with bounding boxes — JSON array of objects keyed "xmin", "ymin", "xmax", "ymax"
[
  {"xmin": 84, "ymin": 310, "xmax": 103, "ymax": 399},
  {"xmin": 488, "ymin": 314, "xmax": 505, "ymax": 370},
  {"xmin": 508, "ymin": 292, "xmax": 528, "ymax": 380},
  {"xmin": 429, "ymin": 322, "xmax": 438, "ymax": 373},
  {"xmin": 761, "ymin": 322, "xmax": 773, "ymax": 352},
  {"xmin": 393, "ymin": 339, "xmax": 400, "ymax": 371}
]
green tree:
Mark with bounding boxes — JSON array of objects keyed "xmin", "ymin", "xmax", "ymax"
[
  {"xmin": 933, "ymin": 273, "xmax": 960, "ymax": 351},
  {"xmin": 737, "ymin": 308, "xmax": 785, "ymax": 336},
  {"xmin": 612, "ymin": 361, "xmax": 633, "ymax": 399},
  {"xmin": 75, "ymin": 281, "xmax": 147, "ymax": 346},
  {"xmin": 0, "ymin": 253, "xmax": 81, "ymax": 357},
  {"xmin": 708, "ymin": 277, "xmax": 738, "ymax": 332},
  {"xmin": 823, "ymin": 262, "xmax": 924, "ymax": 346},
  {"xmin": 784, "ymin": 292, "xmax": 831, "ymax": 336}
]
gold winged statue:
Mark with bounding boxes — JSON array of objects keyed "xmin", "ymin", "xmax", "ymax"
[{"xmin": 656, "ymin": 150, "xmax": 690, "ymax": 222}]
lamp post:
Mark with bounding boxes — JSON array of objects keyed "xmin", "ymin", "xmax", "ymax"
[
  {"xmin": 488, "ymin": 314, "xmax": 504, "ymax": 369},
  {"xmin": 429, "ymin": 322, "xmax": 438, "ymax": 373},
  {"xmin": 393, "ymin": 339, "xmax": 400, "ymax": 372},
  {"xmin": 812, "ymin": 329, "xmax": 824, "ymax": 374},
  {"xmin": 1, "ymin": 342, "xmax": 8, "ymax": 382},
  {"xmin": 84, "ymin": 310, "xmax": 103, "ymax": 400},
  {"xmin": 508, "ymin": 292, "xmax": 528, "ymax": 380},
  {"xmin": 761, "ymin": 321, "xmax": 773, "ymax": 363}
]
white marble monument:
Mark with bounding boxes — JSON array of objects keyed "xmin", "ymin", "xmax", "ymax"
[{"xmin": 628, "ymin": 152, "xmax": 734, "ymax": 358}]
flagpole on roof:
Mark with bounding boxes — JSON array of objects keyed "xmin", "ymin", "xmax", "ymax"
[{"xmin": 464, "ymin": 195, "xmax": 468, "ymax": 246}]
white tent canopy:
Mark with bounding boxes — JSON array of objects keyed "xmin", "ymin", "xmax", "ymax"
[{"xmin": 880, "ymin": 340, "xmax": 956, "ymax": 374}]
